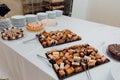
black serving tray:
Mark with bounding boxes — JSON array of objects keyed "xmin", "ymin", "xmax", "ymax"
[
  {"xmin": 36, "ymin": 29, "xmax": 82, "ymax": 48},
  {"xmin": 45, "ymin": 53, "xmax": 110, "ymax": 80}
]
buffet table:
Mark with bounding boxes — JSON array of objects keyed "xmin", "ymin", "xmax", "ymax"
[{"xmin": 0, "ymin": 16, "xmax": 120, "ymax": 80}]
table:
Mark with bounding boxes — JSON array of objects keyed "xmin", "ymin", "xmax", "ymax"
[{"xmin": 0, "ymin": 16, "xmax": 120, "ymax": 80}]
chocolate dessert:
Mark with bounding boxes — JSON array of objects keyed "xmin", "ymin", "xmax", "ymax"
[
  {"xmin": 108, "ymin": 44, "xmax": 120, "ymax": 60},
  {"xmin": 1, "ymin": 27, "xmax": 24, "ymax": 40}
]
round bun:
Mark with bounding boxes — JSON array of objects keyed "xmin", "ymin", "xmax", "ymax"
[{"xmin": 26, "ymin": 22, "xmax": 44, "ymax": 32}]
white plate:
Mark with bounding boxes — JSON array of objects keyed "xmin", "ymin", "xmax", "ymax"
[{"xmin": 110, "ymin": 64, "xmax": 120, "ymax": 80}]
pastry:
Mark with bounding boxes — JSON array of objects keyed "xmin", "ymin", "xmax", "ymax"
[
  {"xmin": 64, "ymin": 64, "xmax": 70, "ymax": 70},
  {"xmin": 74, "ymin": 56, "xmax": 81, "ymax": 62},
  {"xmin": 75, "ymin": 66, "xmax": 83, "ymax": 72},
  {"xmin": 56, "ymin": 59, "xmax": 63, "ymax": 65},
  {"xmin": 26, "ymin": 22, "xmax": 44, "ymax": 32},
  {"xmin": 37, "ymin": 29, "xmax": 81, "ymax": 47},
  {"xmin": 101, "ymin": 56, "xmax": 107, "ymax": 62},
  {"xmin": 72, "ymin": 62, "xmax": 80, "ymax": 66},
  {"xmin": 108, "ymin": 44, "xmax": 120, "ymax": 60},
  {"xmin": 66, "ymin": 67, "xmax": 74, "ymax": 75},
  {"xmin": 46, "ymin": 44, "xmax": 109, "ymax": 79},
  {"xmin": 54, "ymin": 64, "xmax": 59, "ymax": 71},
  {"xmin": 88, "ymin": 60, "xmax": 96, "ymax": 67},
  {"xmin": 1, "ymin": 27, "xmax": 24, "ymax": 40},
  {"xmin": 58, "ymin": 69, "xmax": 65, "ymax": 77},
  {"xmin": 60, "ymin": 63, "xmax": 64, "ymax": 69}
]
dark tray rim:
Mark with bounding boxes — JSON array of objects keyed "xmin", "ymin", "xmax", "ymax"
[
  {"xmin": 45, "ymin": 53, "xmax": 110, "ymax": 80},
  {"xmin": 37, "ymin": 37, "xmax": 81, "ymax": 48}
]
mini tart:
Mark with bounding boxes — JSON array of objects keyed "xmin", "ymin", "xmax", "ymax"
[
  {"xmin": 1, "ymin": 27, "xmax": 24, "ymax": 40},
  {"xmin": 26, "ymin": 22, "xmax": 44, "ymax": 32}
]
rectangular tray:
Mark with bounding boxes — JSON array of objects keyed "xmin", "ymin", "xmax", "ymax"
[
  {"xmin": 45, "ymin": 53, "xmax": 110, "ymax": 80},
  {"xmin": 38, "ymin": 38, "xmax": 81, "ymax": 48},
  {"xmin": 45, "ymin": 44, "xmax": 110, "ymax": 80},
  {"xmin": 36, "ymin": 29, "xmax": 82, "ymax": 48}
]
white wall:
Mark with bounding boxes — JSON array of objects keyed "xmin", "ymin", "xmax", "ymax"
[
  {"xmin": 0, "ymin": 0, "xmax": 23, "ymax": 17},
  {"xmin": 87, "ymin": 0, "xmax": 120, "ymax": 27},
  {"xmin": 72, "ymin": 0, "xmax": 120, "ymax": 27},
  {"xmin": 72, "ymin": 0, "xmax": 89, "ymax": 19}
]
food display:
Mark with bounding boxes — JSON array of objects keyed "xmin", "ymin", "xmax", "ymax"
[
  {"xmin": 108, "ymin": 44, "xmax": 120, "ymax": 60},
  {"xmin": 1, "ymin": 27, "xmax": 24, "ymax": 40},
  {"xmin": 26, "ymin": 22, "xmax": 44, "ymax": 32},
  {"xmin": 46, "ymin": 44, "xmax": 110, "ymax": 79},
  {"xmin": 36, "ymin": 29, "xmax": 81, "ymax": 48}
]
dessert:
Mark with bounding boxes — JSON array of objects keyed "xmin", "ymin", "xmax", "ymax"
[
  {"xmin": 36, "ymin": 29, "xmax": 81, "ymax": 48},
  {"xmin": 41, "ymin": 19, "xmax": 57, "ymax": 26},
  {"xmin": 26, "ymin": 22, "xmax": 44, "ymax": 32},
  {"xmin": 108, "ymin": 44, "xmax": 120, "ymax": 60},
  {"xmin": 59, "ymin": 69, "xmax": 65, "ymax": 77},
  {"xmin": 1, "ymin": 27, "xmax": 24, "ymax": 40},
  {"xmin": 46, "ymin": 44, "xmax": 109, "ymax": 79},
  {"xmin": 88, "ymin": 60, "xmax": 96, "ymax": 67}
]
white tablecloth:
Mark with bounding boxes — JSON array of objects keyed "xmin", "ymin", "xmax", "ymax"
[{"xmin": 0, "ymin": 16, "xmax": 120, "ymax": 80}]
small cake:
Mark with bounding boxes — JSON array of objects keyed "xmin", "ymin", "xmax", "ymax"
[
  {"xmin": 46, "ymin": 44, "xmax": 109, "ymax": 79},
  {"xmin": 37, "ymin": 29, "xmax": 81, "ymax": 48},
  {"xmin": 74, "ymin": 56, "xmax": 81, "ymax": 62},
  {"xmin": 54, "ymin": 64, "xmax": 59, "ymax": 71},
  {"xmin": 1, "ymin": 27, "xmax": 24, "ymax": 40},
  {"xmin": 56, "ymin": 59, "xmax": 63, "ymax": 65},
  {"xmin": 88, "ymin": 60, "xmax": 96, "ymax": 67},
  {"xmin": 58, "ymin": 69, "xmax": 65, "ymax": 77},
  {"xmin": 26, "ymin": 22, "xmax": 44, "ymax": 32},
  {"xmin": 108, "ymin": 44, "xmax": 120, "ymax": 60},
  {"xmin": 75, "ymin": 66, "xmax": 83, "ymax": 72},
  {"xmin": 101, "ymin": 56, "xmax": 107, "ymax": 62},
  {"xmin": 72, "ymin": 62, "xmax": 80, "ymax": 66},
  {"xmin": 65, "ymin": 67, "xmax": 74, "ymax": 75},
  {"xmin": 60, "ymin": 63, "xmax": 65, "ymax": 69},
  {"xmin": 64, "ymin": 64, "xmax": 70, "ymax": 70}
]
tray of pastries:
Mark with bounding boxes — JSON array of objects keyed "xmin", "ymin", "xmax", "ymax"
[
  {"xmin": 46, "ymin": 44, "xmax": 110, "ymax": 79},
  {"xmin": 36, "ymin": 29, "xmax": 81, "ymax": 48},
  {"xmin": 1, "ymin": 27, "xmax": 24, "ymax": 40}
]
